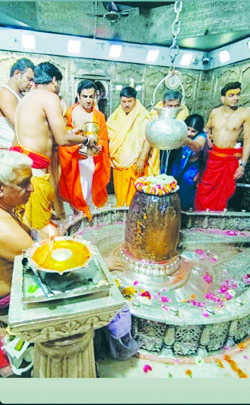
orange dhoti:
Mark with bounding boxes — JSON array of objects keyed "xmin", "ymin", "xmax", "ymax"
[
  {"xmin": 195, "ymin": 145, "xmax": 242, "ymax": 211},
  {"xmin": 113, "ymin": 164, "xmax": 139, "ymax": 207}
]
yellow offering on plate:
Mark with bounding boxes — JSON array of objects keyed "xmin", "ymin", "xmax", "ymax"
[{"xmin": 31, "ymin": 239, "xmax": 91, "ymax": 273}]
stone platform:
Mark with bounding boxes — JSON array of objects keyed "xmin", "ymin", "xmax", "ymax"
[{"xmin": 73, "ymin": 206, "xmax": 250, "ymax": 359}]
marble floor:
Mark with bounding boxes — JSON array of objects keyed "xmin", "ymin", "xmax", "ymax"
[{"xmin": 96, "ymin": 341, "xmax": 250, "ymax": 379}]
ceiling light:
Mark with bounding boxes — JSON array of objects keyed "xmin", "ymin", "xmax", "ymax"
[
  {"xmin": 219, "ymin": 50, "xmax": 230, "ymax": 63},
  {"xmin": 180, "ymin": 53, "xmax": 193, "ymax": 66},
  {"xmin": 109, "ymin": 44, "xmax": 122, "ymax": 58},
  {"xmin": 21, "ymin": 34, "xmax": 35, "ymax": 50},
  {"xmin": 248, "ymin": 41, "xmax": 250, "ymax": 51},
  {"xmin": 146, "ymin": 50, "xmax": 159, "ymax": 63},
  {"xmin": 67, "ymin": 40, "xmax": 81, "ymax": 54}
]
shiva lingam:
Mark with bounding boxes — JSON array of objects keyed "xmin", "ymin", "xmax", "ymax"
[
  {"xmin": 82, "ymin": 121, "xmax": 100, "ymax": 156},
  {"xmin": 120, "ymin": 174, "xmax": 192, "ymax": 288},
  {"xmin": 146, "ymin": 107, "xmax": 188, "ymax": 150}
]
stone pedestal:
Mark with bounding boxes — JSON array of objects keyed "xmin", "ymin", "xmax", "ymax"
[
  {"xmin": 8, "ymin": 255, "xmax": 125, "ymax": 378},
  {"xmin": 33, "ymin": 330, "xmax": 95, "ymax": 378}
]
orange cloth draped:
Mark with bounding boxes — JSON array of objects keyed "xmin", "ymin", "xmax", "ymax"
[
  {"xmin": 195, "ymin": 145, "xmax": 242, "ymax": 211},
  {"xmin": 58, "ymin": 104, "xmax": 110, "ymax": 220},
  {"xmin": 107, "ymin": 100, "xmax": 159, "ymax": 206},
  {"xmin": 113, "ymin": 164, "xmax": 138, "ymax": 207},
  {"xmin": 9, "ymin": 145, "xmax": 51, "ymax": 169}
]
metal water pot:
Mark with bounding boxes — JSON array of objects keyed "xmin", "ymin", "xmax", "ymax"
[
  {"xmin": 146, "ymin": 107, "xmax": 188, "ymax": 150},
  {"xmin": 82, "ymin": 122, "xmax": 100, "ymax": 156}
]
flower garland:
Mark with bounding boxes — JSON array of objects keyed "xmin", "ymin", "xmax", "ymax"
[{"xmin": 135, "ymin": 174, "xmax": 178, "ymax": 196}]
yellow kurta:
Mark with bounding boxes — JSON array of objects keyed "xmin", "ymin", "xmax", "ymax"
[{"xmin": 107, "ymin": 100, "xmax": 159, "ymax": 206}]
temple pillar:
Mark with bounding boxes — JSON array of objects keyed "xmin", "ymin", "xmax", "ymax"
[{"xmin": 33, "ymin": 330, "xmax": 95, "ymax": 378}]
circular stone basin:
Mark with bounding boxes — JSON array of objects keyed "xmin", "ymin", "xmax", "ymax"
[{"xmin": 77, "ymin": 207, "xmax": 250, "ymax": 358}]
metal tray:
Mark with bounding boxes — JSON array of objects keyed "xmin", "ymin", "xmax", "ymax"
[{"xmin": 22, "ymin": 252, "xmax": 112, "ymax": 304}]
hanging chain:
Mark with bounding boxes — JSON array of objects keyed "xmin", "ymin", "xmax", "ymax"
[
  {"xmin": 169, "ymin": 1, "xmax": 183, "ymax": 67},
  {"xmin": 151, "ymin": 0, "xmax": 184, "ymax": 106}
]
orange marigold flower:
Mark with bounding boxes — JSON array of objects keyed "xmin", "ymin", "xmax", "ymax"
[
  {"xmin": 237, "ymin": 369, "xmax": 248, "ymax": 378},
  {"xmin": 185, "ymin": 369, "xmax": 192, "ymax": 377},
  {"xmin": 224, "ymin": 354, "xmax": 231, "ymax": 362},
  {"xmin": 190, "ymin": 294, "xmax": 196, "ymax": 299},
  {"xmin": 238, "ymin": 342, "xmax": 245, "ymax": 349},
  {"xmin": 216, "ymin": 360, "xmax": 224, "ymax": 368},
  {"xmin": 123, "ymin": 286, "xmax": 136, "ymax": 296},
  {"xmin": 231, "ymin": 364, "xmax": 238, "ymax": 372}
]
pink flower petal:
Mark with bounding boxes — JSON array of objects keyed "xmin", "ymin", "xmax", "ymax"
[
  {"xmin": 143, "ymin": 364, "xmax": 152, "ymax": 373},
  {"xmin": 225, "ymin": 230, "xmax": 238, "ymax": 236},
  {"xmin": 203, "ymin": 272, "xmax": 213, "ymax": 284}
]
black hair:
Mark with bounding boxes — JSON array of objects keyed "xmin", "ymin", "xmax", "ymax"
[
  {"xmin": 185, "ymin": 113, "xmax": 208, "ymax": 183},
  {"xmin": 163, "ymin": 89, "xmax": 182, "ymax": 102},
  {"xmin": 9, "ymin": 58, "xmax": 35, "ymax": 77},
  {"xmin": 77, "ymin": 79, "xmax": 97, "ymax": 95},
  {"xmin": 120, "ymin": 86, "xmax": 137, "ymax": 99},
  {"xmin": 221, "ymin": 81, "xmax": 241, "ymax": 96},
  {"xmin": 34, "ymin": 62, "xmax": 63, "ymax": 85},
  {"xmin": 185, "ymin": 114, "xmax": 204, "ymax": 134}
]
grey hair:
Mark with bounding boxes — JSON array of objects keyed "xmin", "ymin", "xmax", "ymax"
[
  {"xmin": 0, "ymin": 150, "xmax": 32, "ymax": 185},
  {"xmin": 163, "ymin": 89, "xmax": 183, "ymax": 102}
]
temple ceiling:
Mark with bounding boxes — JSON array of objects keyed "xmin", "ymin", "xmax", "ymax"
[{"xmin": 0, "ymin": 0, "xmax": 250, "ymax": 51}]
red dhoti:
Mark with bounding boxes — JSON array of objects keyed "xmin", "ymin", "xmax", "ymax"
[
  {"xmin": 9, "ymin": 145, "xmax": 51, "ymax": 169},
  {"xmin": 195, "ymin": 145, "xmax": 242, "ymax": 211}
]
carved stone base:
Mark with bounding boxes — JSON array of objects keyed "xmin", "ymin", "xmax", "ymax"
[{"xmin": 33, "ymin": 330, "xmax": 95, "ymax": 378}]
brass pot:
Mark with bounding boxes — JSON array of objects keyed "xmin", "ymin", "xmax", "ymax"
[{"xmin": 82, "ymin": 122, "xmax": 100, "ymax": 156}]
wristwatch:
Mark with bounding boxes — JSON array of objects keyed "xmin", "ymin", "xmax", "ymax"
[
  {"xmin": 83, "ymin": 136, "xmax": 90, "ymax": 146},
  {"xmin": 240, "ymin": 161, "xmax": 247, "ymax": 168}
]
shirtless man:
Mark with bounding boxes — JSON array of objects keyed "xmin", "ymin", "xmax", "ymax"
[
  {"xmin": 11, "ymin": 62, "xmax": 95, "ymax": 231},
  {"xmin": 0, "ymin": 58, "xmax": 35, "ymax": 148},
  {"xmin": 195, "ymin": 81, "xmax": 250, "ymax": 211},
  {"xmin": 0, "ymin": 150, "xmax": 33, "ymax": 306}
]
